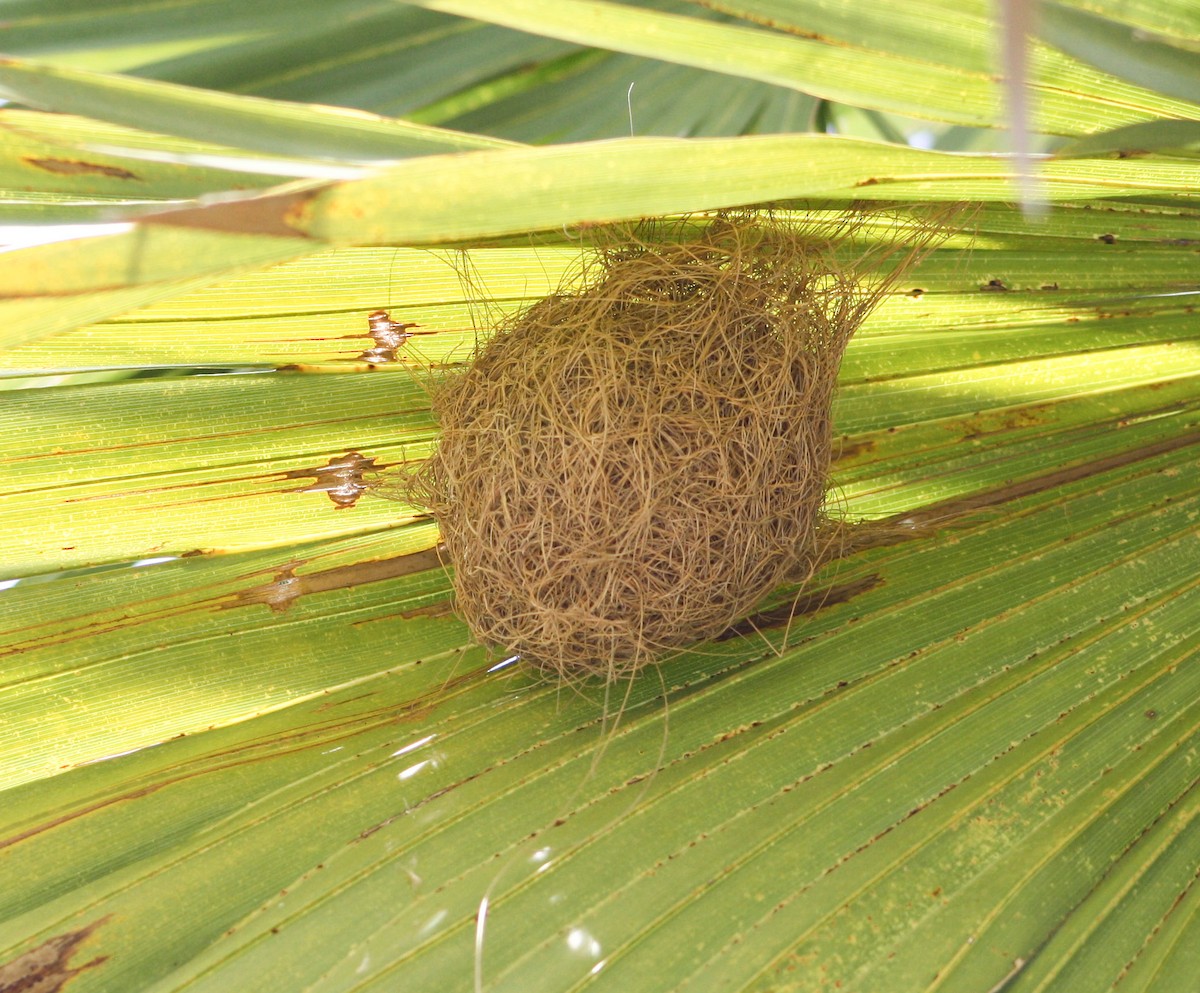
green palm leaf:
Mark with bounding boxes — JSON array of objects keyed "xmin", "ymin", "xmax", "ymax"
[{"xmin": 1, "ymin": 2, "xmax": 1198, "ymax": 991}]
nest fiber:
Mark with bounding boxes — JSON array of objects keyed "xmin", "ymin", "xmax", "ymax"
[{"xmin": 413, "ymin": 212, "xmax": 927, "ymax": 681}]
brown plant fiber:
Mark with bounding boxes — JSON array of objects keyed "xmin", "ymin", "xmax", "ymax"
[{"xmin": 412, "ymin": 210, "xmax": 940, "ymax": 681}]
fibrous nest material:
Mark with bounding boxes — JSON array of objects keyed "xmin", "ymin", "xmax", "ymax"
[{"xmin": 411, "ymin": 209, "xmax": 943, "ymax": 682}]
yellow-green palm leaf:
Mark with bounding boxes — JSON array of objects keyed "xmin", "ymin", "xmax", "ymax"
[{"xmin": 1, "ymin": 2, "xmax": 1198, "ymax": 991}]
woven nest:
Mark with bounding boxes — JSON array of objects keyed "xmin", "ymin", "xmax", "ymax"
[{"xmin": 411, "ymin": 210, "xmax": 941, "ymax": 682}]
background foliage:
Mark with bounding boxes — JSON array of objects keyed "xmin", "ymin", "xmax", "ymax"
[{"xmin": 1, "ymin": 2, "xmax": 1198, "ymax": 991}]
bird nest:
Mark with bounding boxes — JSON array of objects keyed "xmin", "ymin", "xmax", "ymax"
[{"xmin": 409, "ymin": 208, "xmax": 948, "ymax": 682}]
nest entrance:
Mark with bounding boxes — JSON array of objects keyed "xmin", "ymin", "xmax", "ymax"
[{"xmin": 412, "ymin": 210, "xmax": 940, "ymax": 682}]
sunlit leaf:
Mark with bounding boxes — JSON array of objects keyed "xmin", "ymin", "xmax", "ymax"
[{"xmin": 2, "ymin": 4, "xmax": 1199, "ymax": 992}]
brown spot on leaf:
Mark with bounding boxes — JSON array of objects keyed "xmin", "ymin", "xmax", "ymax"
[
  {"xmin": 228, "ymin": 562, "xmax": 303, "ymax": 613},
  {"xmin": 283, "ymin": 451, "xmax": 383, "ymax": 508},
  {"xmin": 223, "ymin": 547, "xmax": 446, "ymax": 613},
  {"xmin": 834, "ymin": 436, "xmax": 876, "ymax": 462},
  {"xmin": 141, "ymin": 189, "xmax": 318, "ymax": 238},
  {"xmin": 24, "ymin": 156, "xmax": 137, "ymax": 180},
  {"xmin": 0, "ymin": 916, "xmax": 111, "ymax": 992},
  {"xmin": 359, "ymin": 310, "xmax": 420, "ymax": 363}
]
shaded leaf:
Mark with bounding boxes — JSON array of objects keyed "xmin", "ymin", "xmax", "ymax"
[
  {"xmin": 0, "ymin": 56, "xmax": 513, "ymax": 163},
  {"xmin": 396, "ymin": 0, "xmax": 1200, "ymax": 133},
  {"xmin": 1058, "ymin": 118, "xmax": 1200, "ymax": 158},
  {"xmin": 1041, "ymin": 0, "xmax": 1200, "ymax": 105}
]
